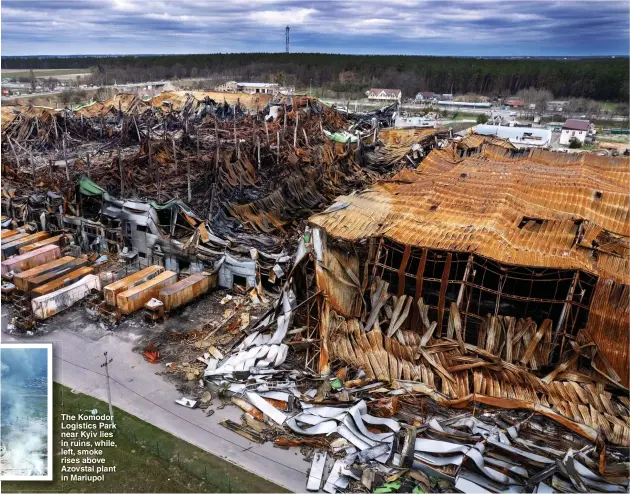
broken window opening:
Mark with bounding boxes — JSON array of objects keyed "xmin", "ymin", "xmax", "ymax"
[{"xmin": 233, "ymin": 274, "xmax": 248, "ymax": 289}]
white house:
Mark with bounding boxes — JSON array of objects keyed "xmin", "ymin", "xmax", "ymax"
[
  {"xmin": 236, "ymin": 82, "xmax": 279, "ymax": 94},
  {"xmin": 366, "ymin": 88, "xmax": 402, "ymax": 103},
  {"xmin": 559, "ymin": 119, "xmax": 591, "ymax": 145},
  {"xmin": 437, "ymin": 100, "xmax": 491, "ymax": 109},
  {"xmin": 216, "ymin": 80, "xmax": 238, "ymax": 92},
  {"xmin": 215, "ymin": 81, "xmax": 279, "ymax": 94}
]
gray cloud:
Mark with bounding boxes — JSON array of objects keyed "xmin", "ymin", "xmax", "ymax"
[{"xmin": 2, "ymin": 0, "xmax": 628, "ymax": 55}]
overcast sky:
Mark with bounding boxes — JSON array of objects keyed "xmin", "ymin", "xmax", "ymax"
[{"xmin": 2, "ymin": 0, "xmax": 629, "ymax": 57}]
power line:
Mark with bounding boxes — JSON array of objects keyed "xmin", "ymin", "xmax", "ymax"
[
  {"xmin": 54, "ymin": 355, "xmax": 304, "ymax": 475},
  {"xmin": 100, "ymin": 351, "xmax": 114, "ymax": 426}
]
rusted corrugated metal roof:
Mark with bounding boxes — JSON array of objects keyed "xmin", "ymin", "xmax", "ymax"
[
  {"xmin": 458, "ymin": 133, "xmax": 516, "ymax": 150},
  {"xmin": 74, "ymin": 93, "xmax": 147, "ymax": 117},
  {"xmin": 310, "ymin": 149, "xmax": 630, "ymax": 284},
  {"xmin": 584, "ymin": 279, "xmax": 630, "ymax": 388},
  {"xmin": 378, "ymin": 127, "xmax": 443, "ymax": 146},
  {"xmin": 328, "ymin": 309, "xmax": 630, "ymax": 445}
]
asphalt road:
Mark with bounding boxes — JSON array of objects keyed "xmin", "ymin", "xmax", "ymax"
[{"xmin": 2, "ymin": 324, "xmax": 307, "ymax": 492}]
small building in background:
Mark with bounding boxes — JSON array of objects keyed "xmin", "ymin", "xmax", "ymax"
[
  {"xmin": 506, "ymin": 98, "xmax": 526, "ymax": 108},
  {"xmin": 437, "ymin": 100, "xmax": 492, "ymax": 109},
  {"xmin": 236, "ymin": 82, "xmax": 279, "ymax": 94},
  {"xmin": 547, "ymin": 100, "xmax": 567, "ymax": 113},
  {"xmin": 560, "ymin": 119, "xmax": 591, "ymax": 145},
  {"xmin": 474, "ymin": 124, "xmax": 551, "ymax": 148},
  {"xmin": 215, "ymin": 81, "xmax": 279, "ymax": 94},
  {"xmin": 366, "ymin": 88, "xmax": 402, "ymax": 103},
  {"xmin": 415, "ymin": 91, "xmax": 435, "ymax": 101},
  {"xmin": 216, "ymin": 80, "xmax": 239, "ymax": 92}
]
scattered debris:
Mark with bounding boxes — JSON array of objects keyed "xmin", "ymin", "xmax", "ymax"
[
  {"xmin": 175, "ymin": 397, "xmax": 197, "ymax": 408},
  {"xmin": 142, "ymin": 343, "xmax": 160, "ymax": 363}
]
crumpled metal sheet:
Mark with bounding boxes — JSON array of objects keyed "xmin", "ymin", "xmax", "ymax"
[{"xmin": 309, "ymin": 149, "xmax": 630, "ymax": 284}]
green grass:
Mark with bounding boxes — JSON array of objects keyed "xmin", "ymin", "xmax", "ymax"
[
  {"xmin": 2, "ymin": 383, "xmax": 287, "ymax": 493},
  {"xmin": 598, "ymin": 137, "xmax": 630, "ymax": 145},
  {"xmin": 448, "ymin": 113, "xmax": 480, "ymax": 121},
  {"xmin": 599, "ymin": 101, "xmax": 618, "ymax": 112},
  {"xmin": 2, "ymin": 69, "xmax": 89, "ymax": 78}
]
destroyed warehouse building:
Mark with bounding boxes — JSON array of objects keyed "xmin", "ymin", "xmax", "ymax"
[
  {"xmin": 197, "ymin": 144, "xmax": 630, "ymax": 492},
  {"xmin": 1, "ymin": 91, "xmax": 444, "ymax": 324},
  {"xmin": 1, "ymin": 88, "xmax": 629, "ymax": 493}
]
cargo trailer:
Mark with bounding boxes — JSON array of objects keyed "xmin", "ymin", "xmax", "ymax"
[
  {"xmin": 32, "ymin": 274, "xmax": 101, "ymax": 320},
  {"xmin": 103, "ymin": 265, "xmax": 164, "ymax": 306},
  {"xmin": 1, "ymin": 245, "xmax": 61, "ymax": 278},
  {"xmin": 31, "ymin": 267, "xmax": 95, "ymax": 297},
  {"xmin": 23, "ymin": 257, "xmax": 89, "ymax": 291},
  {"xmin": 158, "ymin": 272, "xmax": 214, "ymax": 311},
  {"xmin": 19, "ymin": 234, "xmax": 72, "ymax": 254},
  {"xmin": 1, "ymin": 231, "xmax": 50, "ymax": 259},
  {"xmin": 11, "ymin": 256, "xmax": 84, "ymax": 291},
  {"xmin": 116, "ymin": 270, "xmax": 177, "ymax": 315}
]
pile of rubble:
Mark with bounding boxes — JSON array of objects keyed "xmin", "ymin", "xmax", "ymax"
[{"xmin": 163, "ymin": 277, "xmax": 629, "ymax": 492}]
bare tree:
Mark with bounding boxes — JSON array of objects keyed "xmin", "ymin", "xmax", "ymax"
[{"xmin": 516, "ymin": 87, "xmax": 554, "ymax": 113}]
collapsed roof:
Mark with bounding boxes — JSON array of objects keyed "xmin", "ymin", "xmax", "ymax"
[
  {"xmin": 310, "ymin": 148, "xmax": 630, "ymax": 282},
  {"xmin": 309, "ymin": 147, "xmax": 630, "ymax": 387}
]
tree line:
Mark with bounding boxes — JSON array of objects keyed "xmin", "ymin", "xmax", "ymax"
[{"xmin": 2, "ymin": 53, "xmax": 628, "ymax": 101}]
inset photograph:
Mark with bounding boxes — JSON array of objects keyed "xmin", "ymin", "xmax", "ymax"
[{"xmin": 0, "ymin": 344, "xmax": 52, "ymax": 481}]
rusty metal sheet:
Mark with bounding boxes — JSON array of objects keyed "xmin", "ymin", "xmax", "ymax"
[
  {"xmin": 116, "ymin": 270, "xmax": 177, "ymax": 315},
  {"xmin": 158, "ymin": 272, "xmax": 213, "ymax": 311},
  {"xmin": 458, "ymin": 133, "xmax": 516, "ymax": 151},
  {"xmin": 198, "ymin": 222, "xmax": 210, "ymax": 243},
  {"xmin": 1, "ymin": 231, "xmax": 51, "ymax": 259},
  {"xmin": 1, "ymin": 245, "xmax": 61, "ymax": 278},
  {"xmin": 582, "ymin": 279, "xmax": 630, "ymax": 388},
  {"xmin": 11, "ymin": 255, "xmax": 79, "ymax": 291},
  {"xmin": 103, "ymin": 265, "xmax": 164, "ymax": 306},
  {"xmin": 309, "ymin": 150, "xmax": 630, "ymax": 283},
  {"xmin": 19, "ymin": 234, "xmax": 71, "ymax": 254},
  {"xmin": 31, "ymin": 266, "xmax": 95, "ymax": 297}
]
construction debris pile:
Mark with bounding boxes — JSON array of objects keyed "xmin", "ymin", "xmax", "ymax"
[
  {"xmin": 153, "ymin": 145, "xmax": 630, "ymax": 491},
  {"xmin": 2, "ymin": 89, "xmax": 629, "ymax": 492},
  {"xmin": 2, "ymin": 92, "xmax": 445, "ymax": 255},
  {"xmin": 166, "ymin": 254, "xmax": 629, "ymax": 493}
]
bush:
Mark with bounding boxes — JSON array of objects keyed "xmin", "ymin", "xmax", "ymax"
[
  {"xmin": 569, "ymin": 139, "xmax": 582, "ymax": 149},
  {"xmin": 476, "ymin": 114, "xmax": 489, "ymax": 124}
]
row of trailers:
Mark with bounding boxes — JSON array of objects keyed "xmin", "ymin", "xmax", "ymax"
[{"xmin": 0, "ymin": 226, "xmax": 216, "ymax": 331}]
